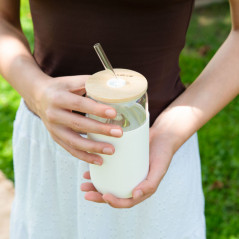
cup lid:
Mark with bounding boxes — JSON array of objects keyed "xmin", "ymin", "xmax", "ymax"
[{"xmin": 85, "ymin": 68, "xmax": 148, "ymax": 103}]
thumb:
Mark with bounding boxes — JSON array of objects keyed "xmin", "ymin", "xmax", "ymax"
[
  {"xmin": 65, "ymin": 75, "xmax": 90, "ymax": 92},
  {"xmin": 132, "ymin": 157, "xmax": 170, "ymax": 199},
  {"xmin": 73, "ymin": 88, "xmax": 86, "ymax": 96}
]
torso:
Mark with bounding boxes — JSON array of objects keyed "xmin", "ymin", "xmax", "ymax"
[{"xmin": 30, "ymin": 0, "xmax": 195, "ymax": 125}]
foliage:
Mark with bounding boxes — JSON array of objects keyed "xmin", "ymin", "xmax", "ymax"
[
  {"xmin": 180, "ymin": 2, "xmax": 239, "ymax": 238},
  {"xmin": 0, "ymin": 0, "xmax": 33, "ymax": 181}
]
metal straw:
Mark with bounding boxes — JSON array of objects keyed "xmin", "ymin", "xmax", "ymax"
[{"xmin": 94, "ymin": 43, "xmax": 118, "ymax": 79}]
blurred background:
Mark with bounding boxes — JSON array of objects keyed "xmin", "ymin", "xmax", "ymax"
[{"xmin": 0, "ymin": 0, "xmax": 239, "ymax": 238}]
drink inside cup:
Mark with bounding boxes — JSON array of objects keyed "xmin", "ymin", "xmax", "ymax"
[
  {"xmin": 88, "ymin": 93, "xmax": 147, "ymax": 132},
  {"xmin": 85, "ymin": 68, "xmax": 149, "ymax": 199}
]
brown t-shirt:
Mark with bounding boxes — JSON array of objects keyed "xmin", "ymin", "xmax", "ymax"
[{"xmin": 29, "ymin": 0, "xmax": 195, "ymax": 126}]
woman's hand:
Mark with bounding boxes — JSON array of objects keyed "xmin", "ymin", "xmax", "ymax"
[
  {"xmin": 80, "ymin": 127, "xmax": 174, "ymax": 208},
  {"xmin": 1, "ymin": 0, "xmax": 122, "ymax": 166},
  {"xmin": 27, "ymin": 75, "xmax": 123, "ymax": 166}
]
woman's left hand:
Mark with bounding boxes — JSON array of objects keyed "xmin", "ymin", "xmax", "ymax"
[{"xmin": 80, "ymin": 127, "xmax": 174, "ymax": 208}]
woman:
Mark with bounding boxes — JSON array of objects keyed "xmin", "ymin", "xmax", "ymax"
[{"xmin": 0, "ymin": 0, "xmax": 238, "ymax": 238}]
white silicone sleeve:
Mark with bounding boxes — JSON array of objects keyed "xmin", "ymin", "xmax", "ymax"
[{"xmin": 87, "ymin": 114, "xmax": 149, "ymax": 198}]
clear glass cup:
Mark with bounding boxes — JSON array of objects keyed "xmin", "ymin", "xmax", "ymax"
[{"xmin": 87, "ymin": 93, "xmax": 148, "ymax": 132}]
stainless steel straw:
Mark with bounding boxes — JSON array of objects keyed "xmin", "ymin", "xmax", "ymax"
[{"xmin": 94, "ymin": 43, "xmax": 118, "ymax": 79}]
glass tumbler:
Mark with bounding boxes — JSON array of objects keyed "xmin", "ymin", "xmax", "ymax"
[{"xmin": 85, "ymin": 68, "xmax": 149, "ymax": 198}]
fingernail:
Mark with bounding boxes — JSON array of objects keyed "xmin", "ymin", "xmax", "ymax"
[
  {"xmin": 93, "ymin": 160, "xmax": 102, "ymax": 166},
  {"xmin": 105, "ymin": 109, "xmax": 116, "ymax": 117},
  {"xmin": 133, "ymin": 190, "xmax": 143, "ymax": 199},
  {"xmin": 103, "ymin": 147, "xmax": 114, "ymax": 155},
  {"xmin": 110, "ymin": 129, "xmax": 122, "ymax": 137}
]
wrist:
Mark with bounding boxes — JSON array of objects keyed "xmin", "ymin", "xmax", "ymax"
[
  {"xmin": 25, "ymin": 72, "xmax": 52, "ymax": 117},
  {"xmin": 150, "ymin": 111, "xmax": 184, "ymax": 155},
  {"xmin": 150, "ymin": 126, "xmax": 181, "ymax": 156},
  {"xmin": 6, "ymin": 53, "xmax": 52, "ymax": 116}
]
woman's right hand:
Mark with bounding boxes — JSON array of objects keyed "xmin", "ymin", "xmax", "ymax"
[
  {"xmin": 0, "ymin": 0, "xmax": 121, "ymax": 166},
  {"xmin": 30, "ymin": 74, "xmax": 123, "ymax": 166}
]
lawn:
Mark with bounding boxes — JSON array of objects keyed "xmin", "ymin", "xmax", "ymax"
[{"xmin": 0, "ymin": 1, "xmax": 239, "ymax": 238}]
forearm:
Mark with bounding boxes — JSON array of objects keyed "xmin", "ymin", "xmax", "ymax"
[
  {"xmin": 0, "ymin": 17, "xmax": 50, "ymax": 113},
  {"xmin": 152, "ymin": 30, "xmax": 239, "ymax": 153}
]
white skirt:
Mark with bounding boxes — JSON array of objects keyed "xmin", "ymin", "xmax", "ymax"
[{"xmin": 10, "ymin": 99, "xmax": 206, "ymax": 239}]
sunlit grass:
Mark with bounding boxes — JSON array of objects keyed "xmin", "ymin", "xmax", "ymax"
[{"xmin": 180, "ymin": 2, "xmax": 239, "ymax": 239}]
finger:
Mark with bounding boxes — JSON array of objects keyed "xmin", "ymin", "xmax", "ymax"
[
  {"xmin": 80, "ymin": 182, "xmax": 97, "ymax": 192},
  {"xmin": 50, "ymin": 109, "xmax": 123, "ymax": 137},
  {"xmin": 51, "ymin": 132, "xmax": 104, "ymax": 165},
  {"xmin": 73, "ymin": 88, "xmax": 86, "ymax": 96},
  {"xmin": 56, "ymin": 92, "xmax": 117, "ymax": 119},
  {"xmin": 102, "ymin": 193, "xmax": 147, "ymax": 208},
  {"xmin": 83, "ymin": 171, "xmax": 91, "ymax": 180},
  {"xmin": 132, "ymin": 158, "xmax": 168, "ymax": 199},
  {"xmin": 62, "ymin": 75, "xmax": 89, "ymax": 92},
  {"xmin": 53, "ymin": 125, "xmax": 116, "ymax": 155},
  {"xmin": 84, "ymin": 191, "xmax": 106, "ymax": 203}
]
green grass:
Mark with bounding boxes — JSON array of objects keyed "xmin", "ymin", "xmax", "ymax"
[
  {"xmin": 180, "ymin": 2, "xmax": 239, "ymax": 239},
  {"xmin": 0, "ymin": 0, "xmax": 33, "ymax": 181},
  {"xmin": 0, "ymin": 1, "xmax": 238, "ymax": 238}
]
